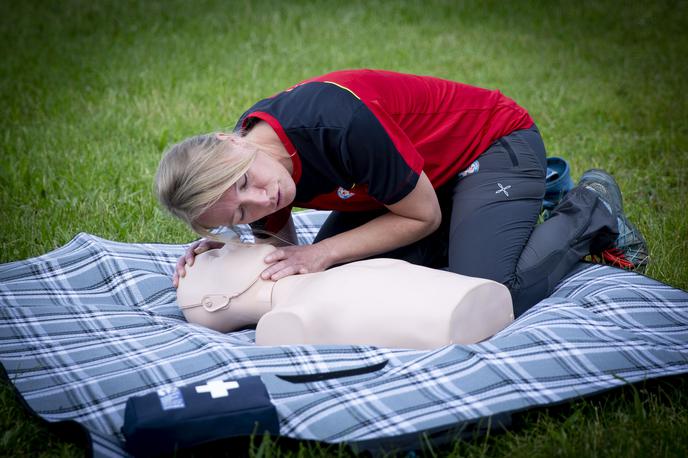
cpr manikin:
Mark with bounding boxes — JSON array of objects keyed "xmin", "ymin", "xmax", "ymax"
[{"xmin": 177, "ymin": 243, "xmax": 514, "ymax": 350}]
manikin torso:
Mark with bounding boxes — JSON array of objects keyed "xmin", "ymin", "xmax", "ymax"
[{"xmin": 177, "ymin": 243, "xmax": 514, "ymax": 350}]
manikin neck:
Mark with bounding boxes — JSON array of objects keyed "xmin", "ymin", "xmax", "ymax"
[{"xmin": 235, "ymin": 276, "xmax": 277, "ymax": 325}]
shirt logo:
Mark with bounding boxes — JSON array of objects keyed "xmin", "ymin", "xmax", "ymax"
[
  {"xmin": 458, "ymin": 160, "xmax": 480, "ymax": 179},
  {"xmin": 337, "ymin": 187, "xmax": 356, "ymax": 200}
]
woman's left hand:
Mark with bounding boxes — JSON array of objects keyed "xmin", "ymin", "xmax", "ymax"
[{"xmin": 260, "ymin": 243, "xmax": 333, "ymax": 281}]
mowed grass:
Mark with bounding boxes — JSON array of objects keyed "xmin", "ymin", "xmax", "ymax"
[{"xmin": 0, "ymin": 0, "xmax": 686, "ymax": 456}]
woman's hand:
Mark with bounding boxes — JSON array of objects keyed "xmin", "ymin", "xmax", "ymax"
[
  {"xmin": 260, "ymin": 243, "xmax": 333, "ymax": 281},
  {"xmin": 173, "ymin": 239, "xmax": 225, "ymax": 288}
]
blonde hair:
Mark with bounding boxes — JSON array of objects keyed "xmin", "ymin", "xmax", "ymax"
[{"xmin": 155, "ymin": 132, "xmax": 255, "ymax": 237}]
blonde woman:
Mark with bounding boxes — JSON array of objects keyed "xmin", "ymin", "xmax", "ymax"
[{"xmin": 156, "ymin": 69, "xmax": 647, "ymax": 317}]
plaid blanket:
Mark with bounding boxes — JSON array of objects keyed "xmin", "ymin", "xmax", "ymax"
[{"xmin": 1, "ymin": 211, "xmax": 687, "ymax": 457}]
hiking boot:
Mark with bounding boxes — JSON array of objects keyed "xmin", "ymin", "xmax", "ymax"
[
  {"xmin": 579, "ymin": 169, "xmax": 650, "ymax": 273},
  {"xmin": 579, "ymin": 169, "xmax": 624, "ymax": 215}
]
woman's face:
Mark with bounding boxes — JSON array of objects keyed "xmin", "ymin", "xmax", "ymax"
[{"xmin": 196, "ymin": 148, "xmax": 296, "ymax": 228}]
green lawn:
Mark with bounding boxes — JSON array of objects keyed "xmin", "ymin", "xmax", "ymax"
[{"xmin": 1, "ymin": 0, "xmax": 687, "ymax": 456}]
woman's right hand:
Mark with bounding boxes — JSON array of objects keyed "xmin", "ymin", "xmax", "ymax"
[{"xmin": 173, "ymin": 239, "xmax": 225, "ymax": 288}]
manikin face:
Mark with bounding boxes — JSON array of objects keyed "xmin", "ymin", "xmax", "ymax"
[
  {"xmin": 177, "ymin": 243, "xmax": 277, "ymax": 332},
  {"xmin": 195, "ymin": 145, "xmax": 296, "ymax": 229}
]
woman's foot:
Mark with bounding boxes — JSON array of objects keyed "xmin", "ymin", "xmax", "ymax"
[{"xmin": 578, "ymin": 169, "xmax": 650, "ymax": 273}]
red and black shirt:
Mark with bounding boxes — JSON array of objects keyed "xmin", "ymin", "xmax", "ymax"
[{"xmin": 234, "ymin": 69, "xmax": 533, "ymax": 231}]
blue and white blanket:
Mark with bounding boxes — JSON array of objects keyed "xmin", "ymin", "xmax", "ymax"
[{"xmin": 1, "ymin": 211, "xmax": 687, "ymax": 457}]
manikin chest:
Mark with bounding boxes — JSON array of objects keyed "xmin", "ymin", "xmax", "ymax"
[{"xmin": 257, "ymin": 259, "xmax": 514, "ymax": 349}]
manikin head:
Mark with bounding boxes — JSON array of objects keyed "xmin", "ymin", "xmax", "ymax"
[{"xmin": 176, "ymin": 243, "xmax": 277, "ymax": 332}]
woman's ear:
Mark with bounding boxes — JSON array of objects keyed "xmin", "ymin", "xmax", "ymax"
[
  {"xmin": 215, "ymin": 132, "xmax": 232, "ymax": 141},
  {"xmin": 216, "ymin": 133, "xmax": 245, "ymax": 147}
]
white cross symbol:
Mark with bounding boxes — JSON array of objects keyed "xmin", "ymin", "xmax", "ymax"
[
  {"xmin": 195, "ymin": 380, "xmax": 240, "ymax": 398},
  {"xmin": 495, "ymin": 183, "xmax": 511, "ymax": 197}
]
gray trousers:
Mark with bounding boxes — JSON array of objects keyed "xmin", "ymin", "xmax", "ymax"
[{"xmin": 314, "ymin": 125, "xmax": 618, "ymax": 317}]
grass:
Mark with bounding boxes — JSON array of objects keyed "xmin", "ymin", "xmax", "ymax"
[{"xmin": 0, "ymin": 0, "xmax": 687, "ymax": 456}]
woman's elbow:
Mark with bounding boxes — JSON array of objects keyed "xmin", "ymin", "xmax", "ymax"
[
  {"xmin": 425, "ymin": 207, "xmax": 442, "ymax": 234},
  {"xmin": 432, "ymin": 210, "xmax": 442, "ymax": 232}
]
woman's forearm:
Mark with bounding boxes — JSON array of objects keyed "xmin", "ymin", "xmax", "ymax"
[
  {"xmin": 317, "ymin": 170, "xmax": 442, "ymax": 265},
  {"xmin": 316, "ymin": 210, "xmax": 441, "ymax": 265},
  {"xmin": 261, "ymin": 171, "xmax": 442, "ymax": 280}
]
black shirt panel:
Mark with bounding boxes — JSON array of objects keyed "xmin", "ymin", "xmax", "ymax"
[
  {"xmin": 343, "ymin": 104, "xmax": 420, "ymax": 205},
  {"xmin": 235, "ymin": 82, "xmax": 418, "ymax": 208}
]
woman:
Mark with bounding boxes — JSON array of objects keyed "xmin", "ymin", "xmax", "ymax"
[{"xmin": 156, "ymin": 69, "xmax": 648, "ymax": 317}]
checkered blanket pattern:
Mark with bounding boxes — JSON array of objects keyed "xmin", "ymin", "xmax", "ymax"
[{"xmin": 1, "ymin": 211, "xmax": 687, "ymax": 457}]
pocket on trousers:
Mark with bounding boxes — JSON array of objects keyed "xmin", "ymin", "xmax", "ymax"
[{"xmin": 499, "ymin": 139, "xmax": 520, "ymax": 167}]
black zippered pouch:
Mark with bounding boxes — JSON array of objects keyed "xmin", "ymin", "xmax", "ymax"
[{"xmin": 121, "ymin": 375, "xmax": 278, "ymax": 457}]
